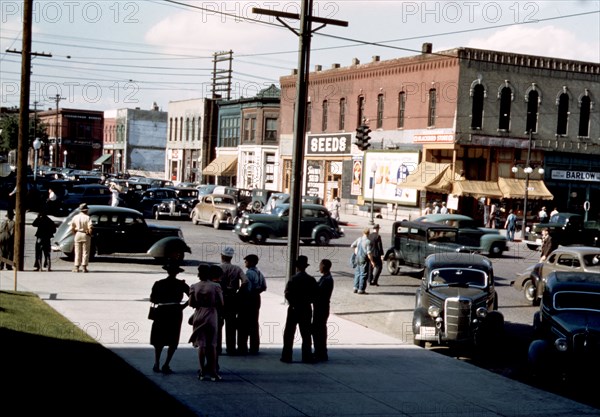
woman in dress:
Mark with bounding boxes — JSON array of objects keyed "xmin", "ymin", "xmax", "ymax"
[
  {"xmin": 149, "ymin": 263, "xmax": 190, "ymax": 374},
  {"xmin": 189, "ymin": 264, "xmax": 224, "ymax": 381}
]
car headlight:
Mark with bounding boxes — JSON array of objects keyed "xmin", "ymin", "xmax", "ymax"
[
  {"xmin": 554, "ymin": 338, "xmax": 568, "ymax": 352},
  {"xmin": 525, "ymin": 226, "xmax": 531, "ymax": 233},
  {"xmin": 182, "ymin": 203, "xmax": 188, "ymax": 209},
  {"xmin": 428, "ymin": 305, "xmax": 440, "ymax": 318},
  {"xmin": 476, "ymin": 307, "xmax": 488, "ymax": 318}
]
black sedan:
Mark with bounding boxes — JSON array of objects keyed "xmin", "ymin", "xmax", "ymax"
[{"xmin": 135, "ymin": 187, "xmax": 192, "ymax": 219}]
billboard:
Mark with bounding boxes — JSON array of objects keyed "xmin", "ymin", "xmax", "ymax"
[{"xmin": 362, "ymin": 151, "xmax": 420, "ymax": 205}]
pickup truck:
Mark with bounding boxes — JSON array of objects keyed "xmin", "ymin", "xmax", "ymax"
[{"xmin": 526, "ymin": 213, "xmax": 600, "ymax": 250}]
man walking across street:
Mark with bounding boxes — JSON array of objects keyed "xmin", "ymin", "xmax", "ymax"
[
  {"xmin": 351, "ymin": 228, "xmax": 374, "ymax": 294},
  {"xmin": 313, "ymin": 259, "xmax": 334, "ymax": 362},
  {"xmin": 219, "ymin": 246, "xmax": 248, "ymax": 355},
  {"xmin": 504, "ymin": 209, "xmax": 518, "ymax": 242},
  {"xmin": 69, "ymin": 203, "xmax": 93, "ymax": 273},
  {"xmin": 368, "ymin": 224, "xmax": 384, "ymax": 286}
]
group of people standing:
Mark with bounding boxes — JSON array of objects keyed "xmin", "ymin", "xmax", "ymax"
[
  {"xmin": 148, "ymin": 246, "xmax": 268, "ymax": 381},
  {"xmin": 350, "ymin": 224, "xmax": 384, "ymax": 294}
]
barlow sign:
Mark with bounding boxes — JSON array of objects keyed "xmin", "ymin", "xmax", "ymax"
[
  {"xmin": 552, "ymin": 169, "xmax": 600, "ymax": 182},
  {"xmin": 306, "ymin": 133, "xmax": 352, "ymax": 156}
]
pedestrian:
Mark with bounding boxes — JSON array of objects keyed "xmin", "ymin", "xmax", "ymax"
[
  {"xmin": 440, "ymin": 202, "xmax": 448, "ymax": 214},
  {"xmin": 109, "ymin": 183, "xmax": 120, "ymax": 207},
  {"xmin": 504, "ymin": 209, "xmax": 517, "ymax": 242},
  {"xmin": 32, "ymin": 209, "xmax": 57, "ymax": 271},
  {"xmin": 238, "ymin": 254, "xmax": 267, "ymax": 355},
  {"xmin": 189, "ymin": 264, "xmax": 224, "ymax": 381},
  {"xmin": 488, "ymin": 203, "xmax": 497, "ymax": 228},
  {"xmin": 219, "ymin": 246, "xmax": 248, "ymax": 355},
  {"xmin": 0, "ymin": 210, "xmax": 15, "ymax": 271},
  {"xmin": 46, "ymin": 187, "xmax": 58, "ymax": 214},
  {"xmin": 432, "ymin": 202, "xmax": 440, "ymax": 214},
  {"xmin": 281, "ymin": 255, "xmax": 318, "ymax": 364},
  {"xmin": 149, "ymin": 263, "xmax": 190, "ymax": 374},
  {"xmin": 550, "ymin": 207, "xmax": 559, "ymax": 218},
  {"xmin": 329, "ymin": 197, "xmax": 341, "ymax": 222},
  {"xmin": 423, "ymin": 203, "xmax": 432, "ymax": 215},
  {"xmin": 69, "ymin": 203, "xmax": 93, "ymax": 273},
  {"xmin": 312, "ymin": 259, "xmax": 334, "ymax": 362},
  {"xmin": 368, "ymin": 224, "xmax": 384, "ymax": 286},
  {"xmin": 538, "ymin": 206, "xmax": 548, "ymax": 223},
  {"xmin": 350, "ymin": 227, "xmax": 374, "ymax": 294},
  {"xmin": 539, "ymin": 228, "xmax": 556, "ymax": 262}
]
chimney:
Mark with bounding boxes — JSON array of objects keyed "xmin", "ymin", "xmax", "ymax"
[
  {"xmin": 372, "ymin": 55, "xmax": 380, "ymax": 62},
  {"xmin": 292, "ymin": 69, "xmax": 298, "ymax": 75},
  {"xmin": 352, "ymin": 58, "xmax": 360, "ymax": 66},
  {"xmin": 315, "ymin": 65, "xmax": 322, "ymax": 72},
  {"xmin": 331, "ymin": 63, "xmax": 340, "ymax": 69},
  {"xmin": 422, "ymin": 43, "xmax": 432, "ymax": 54}
]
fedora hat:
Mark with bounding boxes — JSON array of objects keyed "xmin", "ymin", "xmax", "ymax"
[
  {"xmin": 295, "ymin": 255, "xmax": 310, "ymax": 268},
  {"xmin": 79, "ymin": 203, "xmax": 89, "ymax": 211}
]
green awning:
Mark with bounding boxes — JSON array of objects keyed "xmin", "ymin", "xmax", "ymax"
[{"xmin": 94, "ymin": 154, "xmax": 112, "ymax": 165}]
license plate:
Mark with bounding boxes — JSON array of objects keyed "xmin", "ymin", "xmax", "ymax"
[
  {"xmin": 535, "ymin": 238, "xmax": 542, "ymax": 244},
  {"xmin": 419, "ymin": 326, "xmax": 436, "ymax": 338}
]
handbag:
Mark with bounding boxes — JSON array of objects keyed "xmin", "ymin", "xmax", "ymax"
[{"xmin": 148, "ymin": 303, "xmax": 158, "ymax": 320}]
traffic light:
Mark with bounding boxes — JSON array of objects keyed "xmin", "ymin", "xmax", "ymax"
[{"xmin": 354, "ymin": 124, "xmax": 371, "ymax": 151}]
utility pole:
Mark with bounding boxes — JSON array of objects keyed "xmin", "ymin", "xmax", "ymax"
[
  {"xmin": 53, "ymin": 94, "xmax": 65, "ymax": 167},
  {"xmin": 253, "ymin": 3, "xmax": 347, "ymax": 282}
]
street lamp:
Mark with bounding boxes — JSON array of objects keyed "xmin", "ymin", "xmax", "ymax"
[
  {"xmin": 512, "ymin": 130, "xmax": 544, "ymax": 240},
  {"xmin": 63, "ymin": 150, "xmax": 68, "ymax": 168},
  {"xmin": 32, "ymin": 137, "xmax": 41, "ymax": 181},
  {"xmin": 49, "ymin": 144, "xmax": 54, "ymax": 168},
  {"xmin": 369, "ymin": 162, "xmax": 378, "ymax": 226}
]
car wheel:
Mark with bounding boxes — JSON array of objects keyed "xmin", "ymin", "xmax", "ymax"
[
  {"xmin": 251, "ymin": 230, "xmax": 268, "ymax": 244},
  {"xmin": 212, "ymin": 216, "xmax": 221, "ymax": 229},
  {"xmin": 488, "ymin": 243, "xmax": 502, "ymax": 257},
  {"xmin": 526, "ymin": 243, "xmax": 539, "ymax": 251},
  {"xmin": 523, "ymin": 279, "xmax": 537, "ymax": 305},
  {"xmin": 191, "ymin": 212, "xmax": 199, "ymax": 225},
  {"xmin": 252, "ymin": 200, "xmax": 263, "ymax": 212},
  {"xmin": 387, "ymin": 258, "xmax": 400, "ymax": 275},
  {"xmin": 315, "ymin": 231, "xmax": 330, "ymax": 246},
  {"xmin": 238, "ymin": 235, "xmax": 250, "ymax": 243}
]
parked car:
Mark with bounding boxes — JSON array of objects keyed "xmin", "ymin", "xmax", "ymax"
[
  {"xmin": 174, "ymin": 187, "xmax": 199, "ymax": 207},
  {"xmin": 415, "ymin": 214, "xmax": 508, "ymax": 257},
  {"xmin": 190, "ymin": 193, "xmax": 237, "ymax": 229},
  {"xmin": 262, "ymin": 192, "xmax": 324, "ymax": 214},
  {"xmin": 234, "ymin": 203, "xmax": 344, "ymax": 245},
  {"xmin": 135, "ymin": 187, "xmax": 192, "ymax": 219},
  {"xmin": 196, "ymin": 184, "xmax": 217, "ymax": 195},
  {"xmin": 51, "ymin": 206, "xmax": 191, "ymax": 261},
  {"xmin": 412, "ymin": 252, "xmax": 504, "ymax": 348},
  {"xmin": 383, "ymin": 220, "xmax": 469, "ymax": 275},
  {"xmin": 526, "ymin": 212, "xmax": 600, "ymax": 250},
  {"xmin": 58, "ymin": 184, "xmax": 112, "ymax": 215},
  {"xmin": 528, "ymin": 271, "xmax": 600, "ymax": 379},
  {"xmin": 512, "ymin": 246, "xmax": 600, "ymax": 305}
]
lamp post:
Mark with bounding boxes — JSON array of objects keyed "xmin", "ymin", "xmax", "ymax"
[
  {"xmin": 49, "ymin": 144, "xmax": 54, "ymax": 168},
  {"xmin": 63, "ymin": 150, "xmax": 67, "ymax": 168},
  {"xmin": 369, "ymin": 162, "xmax": 378, "ymax": 226},
  {"xmin": 32, "ymin": 137, "xmax": 41, "ymax": 181}
]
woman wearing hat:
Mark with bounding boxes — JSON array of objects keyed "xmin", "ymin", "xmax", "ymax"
[{"xmin": 149, "ymin": 263, "xmax": 190, "ymax": 374}]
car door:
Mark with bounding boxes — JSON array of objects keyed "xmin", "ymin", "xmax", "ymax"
[
  {"xmin": 453, "ymin": 219, "xmax": 482, "ymax": 248},
  {"xmin": 117, "ymin": 213, "xmax": 149, "ymax": 253},
  {"xmin": 200, "ymin": 195, "xmax": 213, "ymax": 221},
  {"xmin": 402, "ymin": 226, "xmax": 423, "ymax": 265},
  {"xmin": 299, "ymin": 207, "xmax": 319, "ymax": 238}
]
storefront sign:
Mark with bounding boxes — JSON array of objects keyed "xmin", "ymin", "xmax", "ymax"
[
  {"xmin": 413, "ymin": 134, "xmax": 454, "ymax": 143},
  {"xmin": 552, "ymin": 169, "xmax": 600, "ymax": 182},
  {"xmin": 306, "ymin": 133, "xmax": 352, "ymax": 155}
]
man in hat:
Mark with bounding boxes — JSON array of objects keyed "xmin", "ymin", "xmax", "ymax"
[
  {"xmin": 368, "ymin": 224, "xmax": 384, "ymax": 286},
  {"xmin": 281, "ymin": 255, "xmax": 318, "ymax": 363},
  {"xmin": 238, "ymin": 254, "xmax": 267, "ymax": 355},
  {"xmin": 69, "ymin": 203, "xmax": 93, "ymax": 272},
  {"xmin": 0, "ymin": 210, "xmax": 15, "ymax": 271},
  {"xmin": 219, "ymin": 245, "xmax": 248, "ymax": 355}
]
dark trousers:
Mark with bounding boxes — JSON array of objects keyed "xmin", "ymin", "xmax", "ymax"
[
  {"xmin": 369, "ymin": 258, "xmax": 383, "ymax": 285},
  {"xmin": 0, "ymin": 240, "xmax": 14, "ymax": 270},
  {"xmin": 238, "ymin": 293, "xmax": 261, "ymax": 354},
  {"xmin": 281, "ymin": 304, "xmax": 313, "ymax": 362},
  {"xmin": 34, "ymin": 237, "xmax": 51, "ymax": 270},
  {"xmin": 312, "ymin": 304, "xmax": 330, "ymax": 360},
  {"xmin": 222, "ymin": 294, "xmax": 238, "ymax": 354}
]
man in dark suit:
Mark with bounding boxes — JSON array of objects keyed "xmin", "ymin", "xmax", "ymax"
[{"xmin": 368, "ymin": 224, "xmax": 384, "ymax": 286}]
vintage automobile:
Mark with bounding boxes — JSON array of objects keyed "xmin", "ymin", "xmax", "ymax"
[
  {"xmin": 135, "ymin": 187, "xmax": 192, "ymax": 219},
  {"xmin": 415, "ymin": 214, "xmax": 508, "ymax": 257},
  {"xmin": 190, "ymin": 193, "xmax": 238, "ymax": 229},
  {"xmin": 51, "ymin": 206, "xmax": 191, "ymax": 261},
  {"xmin": 174, "ymin": 187, "xmax": 199, "ymax": 208},
  {"xmin": 512, "ymin": 246, "xmax": 600, "ymax": 305},
  {"xmin": 412, "ymin": 253, "xmax": 504, "ymax": 348},
  {"xmin": 528, "ymin": 271, "xmax": 600, "ymax": 378},
  {"xmin": 58, "ymin": 184, "xmax": 112, "ymax": 215},
  {"xmin": 234, "ymin": 203, "xmax": 344, "ymax": 245},
  {"xmin": 526, "ymin": 212, "xmax": 600, "ymax": 250},
  {"xmin": 383, "ymin": 220, "xmax": 470, "ymax": 275}
]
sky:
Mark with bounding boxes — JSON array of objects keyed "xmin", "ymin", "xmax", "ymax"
[{"xmin": 1, "ymin": 1, "xmax": 599, "ymax": 112}]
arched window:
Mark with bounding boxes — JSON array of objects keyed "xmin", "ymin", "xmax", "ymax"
[
  {"xmin": 185, "ymin": 117, "xmax": 190, "ymax": 141},
  {"xmin": 339, "ymin": 98, "xmax": 346, "ymax": 130},
  {"xmin": 556, "ymin": 93, "xmax": 569, "ymax": 136},
  {"xmin": 376, "ymin": 94, "xmax": 384, "ymax": 129},
  {"xmin": 471, "ymin": 84, "xmax": 485, "ymax": 129},
  {"xmin": 579, "ymin": 95, "xmax": 591, "ymax": 137},
  {"xmin": 397, "ymin": 92, "xmax": 406, "ymax": 128},
  {"xmin": 526, "ymin": 90, "xmax": 539, "ymax": 133},
  {"xmin": 322, "ymin": 100, "xmax": 328, "ymax": 132},
  {"xmin": 498, "ymin": 87, "xmax": 512, "ymax": 131},
  {"xmin": 306, "ymin": 102, "xmax": 312, "ymax": 132},
  {"xmin": 427, "ymin": 89, "xmax": 436, "ymax": 127},
  {"xmin": 357, "ymin": 96, "xmax": 365, "ymax": 127},
  {"xmin": 179, "ymin": 117, "xmax": 183, "ymax": 140}
]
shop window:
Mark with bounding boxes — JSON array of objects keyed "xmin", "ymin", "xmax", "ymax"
[
  {"xmin": 306, "ymin": 102, "xmax": 312, "ymax": 132},
  {"xmin": 579, "ymin": 95, "xmax": 591, "ymax": 137},
  {"xmin": 397, "ymin": 92, "xmax": 405, "ymax": 128},
  {"xmin": 427, "ymin": 89, "xmax": 436, "ymax": 127},
  {"xmin": 499, "ymin": 87, "xmax": 512, "ymax": 131},
  {"xmin": 357, "ymin": 96, "xmax": 365, "ymax": 127},
  {"xmin": 339, "ymin": 98, "xmax": 346, "ymax": 130},
  {"xmin": 376, "ymin": 94, "xmax": 384, "ymax": 129},
  {"xmin": 556, "ymin": 93, "xmax": 569, "ymax": 136},
  {"xmin": 526, "ymin": 89, "xmax": 539, "ymax": 133},
  {"xmin": 265, "ymin": 118, "xmax": 277, "ymax": 141},
  {"xmin": 471, "ymin": 84, "xmax": 485, "ymax": 129},
  {"xmin": 322, "ymin": 100, "xmax": 328, "ymax": 132}
]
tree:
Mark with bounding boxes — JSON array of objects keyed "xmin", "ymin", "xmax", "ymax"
[{"xmin": 0, "ymin": 114, "xmax": 48, "ymax": 153}]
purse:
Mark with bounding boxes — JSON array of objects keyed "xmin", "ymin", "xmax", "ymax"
[{"xmin": 148, "ymin": 304, "xmax": 158, "ymax": 320}]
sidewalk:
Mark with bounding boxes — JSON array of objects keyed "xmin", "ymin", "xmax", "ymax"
[{"xmin": 3, "ymin": 264, "xmax": 598, "ymax": 416}]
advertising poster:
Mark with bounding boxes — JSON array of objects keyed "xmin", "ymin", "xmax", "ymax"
[
  {"xmin": 351, "ymin": 158, "xmax": 363, "ymax": 196},
  {"xmin": 362, "ymin": 151, "xmax": 420, "ymax": 205}
]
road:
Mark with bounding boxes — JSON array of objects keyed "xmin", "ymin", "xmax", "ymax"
[{"xmin": 30, "ymin": 216, "xmax": 598, "ymax": 409}]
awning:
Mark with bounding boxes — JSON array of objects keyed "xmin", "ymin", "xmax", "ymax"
[
  {"xmin": 93, "ymin": 154, "xmax": 112, "ymax": 165},
  {"xmin": 497, "ymin": 177, "xmax": 554, "ymax": 200},
  {"xmin": 452, "ymin": 180, "xmax": 504, "ymax": 199},
  {"xmin": 202, "ymin": 154, "xmax": 238, "ymax": 176},
  {"xmin": 399, "ymin": 162, "xmax": 452, "ymax": 191}
]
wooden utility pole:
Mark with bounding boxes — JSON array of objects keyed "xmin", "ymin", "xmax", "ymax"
[{"xmin": 253, "ymin": 3, "xmax": 347, "ymax": 282}]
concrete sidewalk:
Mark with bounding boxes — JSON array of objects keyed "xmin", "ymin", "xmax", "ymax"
[{"xmin": 3, "ymin": 264, "xmax": 598, "ymax": 417}]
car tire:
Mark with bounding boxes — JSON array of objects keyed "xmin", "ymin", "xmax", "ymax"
[
  {"xmin": 238, "ymin": 235, "xmax": 250, "ymax": 243},
  {"xmin": 191, "ymin": 212, "xmax": 200, "ymax": 225},
  {"xmin": 387, "ymin": 258, "xmax": 400, "ymax": 275},
  {"xmin": 212, "ymin": 216, "xmax": 221, "ymax": 230},
  {"xmin": 523, "ymin": 279, "xmax": 537, "ymax": 305},
  {"xmin": 315, "ymin": 231, "xmax": 330, "ymax": 246},
  {"xmin": 488, "ymin": 243, "xmax": 503, "ymax": 257},
  {"xmin": 251, "ymin": 230, "xmax": 268, "ymax": 244}
]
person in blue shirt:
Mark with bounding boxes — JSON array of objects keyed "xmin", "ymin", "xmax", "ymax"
[
  {"xmin": 238, "ymin": 254, "xmax": 267, "ymax": 355},
  {"xmin": 313, "ymin": 259, "xmax": 334, "ymax": 362}
]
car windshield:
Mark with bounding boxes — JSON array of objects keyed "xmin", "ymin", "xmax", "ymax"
[
  {"xmin": 553, "ymin": 291, "xmax": 600, "ymax": 312},
  {"xmin": 272, "ymin": 206, "xmax": 289, "ymax": 216},
  {"xmin": 430, "ymin": 268, "xmax": 487, "ymax": 288},
  {"xmin": 583, "ymin": 254, "xmax": 600, "ymax": 268},
  {"xmin": 213, "ymin": 196, "xmax": 235, "ymax": 205}
]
